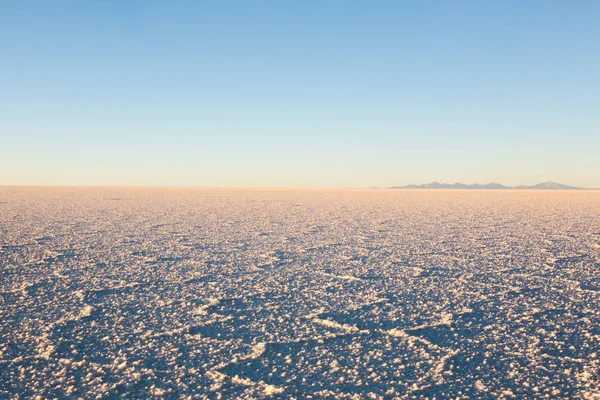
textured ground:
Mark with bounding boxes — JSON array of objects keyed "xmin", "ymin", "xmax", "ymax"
[{"xmin": 1, "ymin": 187, "xmax": 600, "ymax": 399}]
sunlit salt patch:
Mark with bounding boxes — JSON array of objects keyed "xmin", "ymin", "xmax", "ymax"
[
  {"xmin": 80, "ymin": 305, "xmax": 94, "ymax": 318},
  {"xmin": 148, "ymin": 326, "xmax": 188, "ymax": 339},
  {"xmin": 387, "ymin": 328, "xmax": 410, "ymax": 339},
  {"xmin": 313, "ymin": 318, "xmax": 360, "ymax": 333},
  {"xmin": 304, "ymin": 308, "xmax": 327, "ymax": 320},
  {"xmin": 225, "ymin": 375, "xmax": 252, "ymax": 388},
  {"xmin": 577, "ymin": 366, "xmax": 600, "ymax": 385},
  {"xmin": 338, "ymin": 274, "xmax": 363, "ymax": 281},
  {"xmin": 195, "ymin": 297, "xmax": 220, "ymax": 316},
  {"xmin": 432, "ymin": 349, "xmax": 460, "ymax": 383},
  {"xmin": 247, "ymin": 342, "xmax": 267, "ymax": 359},
  {"xmin": 404, "ymin": 312, "xmax": 455, "ymax": 334},
  {"xmin": 362, "ymin": 294, "xmax": 388, "ymax": 306},
  {"xmin": 581, "ymin": 391, "xmax": 600, "ymax": 400},
  {"xmin": 37, "ymin": 342, "xmax": 56, "ymax": 360},
  {"xmin": 113, "ymin": 359, "xmax": 128, "ymax": 371},
  {"xmin": 213, "ymin": 370, "xmax": 285, "ymax": 397},
  {"xmin": 439, "ymin": 312, "xmax": 454, "ymax": 325},
  {"xmin": 1, "ymin": 281, "xmax": 34, "ymax": 295},
  {"xmin": 262, "ymin": 383, "xmax": 285, "ymax": 396},
  {"xmin": 258, "ymin": 252, "xmax": 282, "ymax": 265},
  {"xmin": 320, "ymin": 272, "xmax": 363, "ymax": 282},
  {"xmin": 52, "ymin": 270, "xmax": 68, "ymax": 279},
  {"xmin": 19, "ymin": 282, "xmax": 34, "ymax": 295},
  {"xmin": 150, "ymin": 386, "xmax": 167, "ymax": 397},
  {"xmin": 207, "ymin": 370, "xmax": 228, "ymax": 391},
  {"xmin": 475, "ymin": 380, "xmax": 488, "ymax": 392},
  {"xmin": 385, "ymin": 328, "xmax": 441, "ymax": 351}
]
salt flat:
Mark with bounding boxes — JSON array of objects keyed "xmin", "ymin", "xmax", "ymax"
[{"xmin": 1, "ymin": 187, "xmax": 600, "ymax": 399}]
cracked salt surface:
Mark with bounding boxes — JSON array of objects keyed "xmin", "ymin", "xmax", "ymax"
[{"xmin": 1, "ymin": 187, "xmax": 600, "ymax": 398}]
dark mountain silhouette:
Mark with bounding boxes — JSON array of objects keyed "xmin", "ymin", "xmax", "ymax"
[{"xmin": 391, "ymin": 181, "xmax": 586, "ymax": 190}]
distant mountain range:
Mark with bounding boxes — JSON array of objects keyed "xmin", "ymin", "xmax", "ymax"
[{"xmin": 391, "ymin": 181, "xmax": 590, "ymax": 190}]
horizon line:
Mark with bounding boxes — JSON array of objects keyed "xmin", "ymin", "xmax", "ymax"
[{"xmin": 2, "ymin": 184, "xmax": 599, "ymax": 191}]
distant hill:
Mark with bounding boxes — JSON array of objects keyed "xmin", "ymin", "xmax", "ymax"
[
  {"xmin": 391, "ymin": 181, "xmax": 587, "ymax": 190},
  {"xmin": 520, "ymin": 181, "xmax": 582, "ymax": 190}
]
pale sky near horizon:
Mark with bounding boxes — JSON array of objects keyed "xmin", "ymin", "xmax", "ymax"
[{"xmin": 1, "ymin": 1, "xmax": 599, "ymax": 188}]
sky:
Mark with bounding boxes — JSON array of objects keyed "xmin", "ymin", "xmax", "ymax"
[{"xmin": 1, "ymin": 1, "xmax": 599, "ymax": 188}]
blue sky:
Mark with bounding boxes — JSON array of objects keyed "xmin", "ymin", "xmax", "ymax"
[{"xmin": 1, "ymin": 1, "xmax": 599, "ymax": 187}]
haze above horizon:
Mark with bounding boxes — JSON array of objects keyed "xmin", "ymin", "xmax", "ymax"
[{"xmin": 1, "ymin": 2, "xmax": 599, "ymax": 188}]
